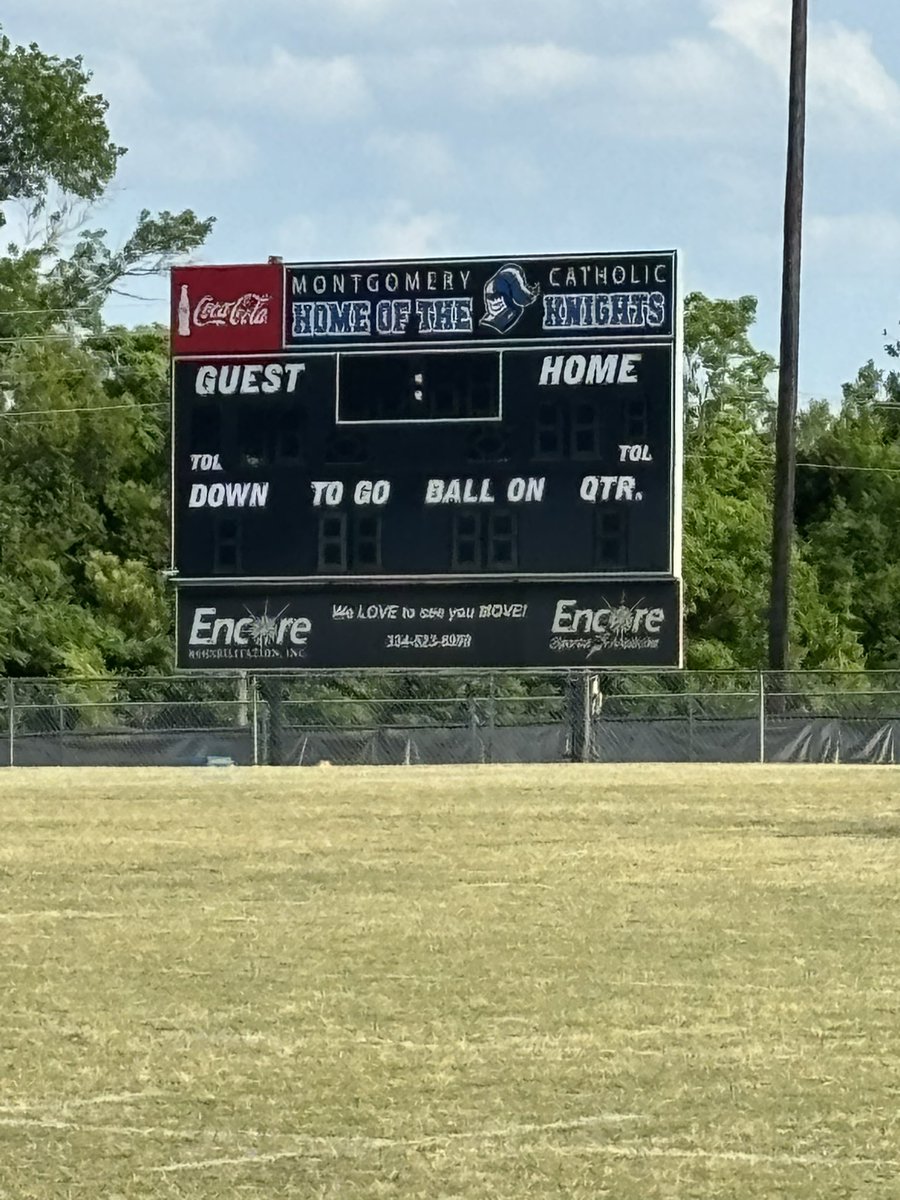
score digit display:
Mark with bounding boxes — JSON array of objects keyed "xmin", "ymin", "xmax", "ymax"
[{"xmin": 171, "ymin": 252, "xmax": 682, "ymax": 670}]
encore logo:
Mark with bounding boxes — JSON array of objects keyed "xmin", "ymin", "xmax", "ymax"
[{"xmin": 171, "ymin": 263, "xmax": 284, "ymax": 354}]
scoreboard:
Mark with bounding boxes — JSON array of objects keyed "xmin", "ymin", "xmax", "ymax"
[{"xmin": 171, "ymin": 252, "xmax": 682, "ymax": 670}]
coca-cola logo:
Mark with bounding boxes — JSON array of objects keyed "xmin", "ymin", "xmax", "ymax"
[
  {"xmin": 192, "ymin": 293, "xmax": 271, "ymax": 329},
  {"xmin": 172, "ymin": 264, "xmax": 284, "ymax": 353}
]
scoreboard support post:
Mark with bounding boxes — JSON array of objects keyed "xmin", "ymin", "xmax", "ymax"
[
  {"xmin": 567, "ymin": 672, "xmax": 595, "ymax": 764},
  {"xmin": 259, "ymin": 677, "xmax": 285, "ymax": 765},
  {"xmin": 251, "ymin": 680, "xmax": 260, "ymax": 766}
]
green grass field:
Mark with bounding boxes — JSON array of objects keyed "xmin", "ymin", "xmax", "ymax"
[{"xmin": 2, "ymin": 764, "xmax": 900, "ymax": 1199}]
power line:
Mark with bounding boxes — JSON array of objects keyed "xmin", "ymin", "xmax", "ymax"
[
  {"xmin": 686, "ymin": 451, "xmax": 900, "ymax": 476},
  {"xmin": 0, "ymin": 329, "xmax": 166, "ymax": 346},
  {"xmin": 0, "ymin": 305, "xmax": 93, "ymax": 316},
  {"xmin": 797, "ymin": 460, "xmax": 900, "ymax": 475},
  {"xmin": 0, "ymin": 400, "xmax": 167, "ymax": 421},
  {"xmin": 0, "ymin": 299, "xmax": 165, "ymax": 316},
  {"xmin": 0, "ymin": 297, "xmax": 168, "ymax": 316}
]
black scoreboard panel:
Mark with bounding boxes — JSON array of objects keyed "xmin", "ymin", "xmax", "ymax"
[
  {"xmin": 172, "ymin": 343, "xmax": 675, "ymax": 581},
  {"xmin": 176, "ymin": 578, "xmax": 682, "ymax": 671},
  {"xmin": 284, "ymin": 251, "xmax": 676, "ymax": 347}
]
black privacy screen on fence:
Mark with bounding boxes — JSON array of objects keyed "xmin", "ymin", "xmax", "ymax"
[{"xmin": 2, "ymin": 672, "xmax": 900, "ymax": 766}]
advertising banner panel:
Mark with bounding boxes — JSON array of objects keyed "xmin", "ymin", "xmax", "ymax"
[{"xmin": 177, "ymin": 579, "xmax": 682, "ymax": 670}]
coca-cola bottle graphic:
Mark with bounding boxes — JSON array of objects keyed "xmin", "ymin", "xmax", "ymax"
[{"xmin": 177, "ymin": 284, "xmax": 191, "ymax": 337}]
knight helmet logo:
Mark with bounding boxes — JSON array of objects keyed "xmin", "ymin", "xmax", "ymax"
[{"xmin": 480, "ymin": 263, "xmax": 540, "ymax": 334}]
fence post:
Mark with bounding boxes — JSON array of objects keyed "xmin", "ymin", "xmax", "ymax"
[
  {"xmin": 6, "ymin": 679, "xmax": 14, "ymax": 767},
  {"xmin": 583, "ymin": 672, "xmax": 593, "ymax": 762},
  {"xmin": 236, "ymin": 671, "xmax": 249, "ymax": 727},
  {"xmin": 260, "ymin": 677, "xmax": 285, "ymax": 765},
  {"xmin": 486, "ymin": 673, "xmax": 496, "ymax": 765},
  {"xmin": 568, "ymin": 671, "xmax": 592, "ymax": 763},
  {"xmin": 251, "ymin": 675, "xmax": 259, "ymax": 766},
  {"xmin": 758, "ymin": 670, "xmax": 766, "ymax": 763}
]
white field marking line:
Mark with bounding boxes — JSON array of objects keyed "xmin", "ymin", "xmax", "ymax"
[
  {"xmin": 149, "ymin": 1134, "xmax": 900, "ymax": 1177},
  {"xmin": 618, "ymin": 979, "xmax": 900, "ymax": 996},
  {"xmin": 0, "ymin": 910, "xmax": 129, "ymax": 921},
  {"xmin": 0, "ymin": 1117, "xmax": 193, "ymax": 1140},
  {"xmin": 147, "ymin": 1115, "xmax": 645, "ymax": 1174},
  {"xmin": 1, "ymin": 904, "xmax": 318, "ymax": 922},
  {"xmin": 542, "ymin": 1144, "xmax": 900, "ymax": 1170},
  {"xmin": 0, "ymin": 1114, "xmax": 292, "ymax": 1142},
  {"xmin": 65, "ymin": 1089, "xmax": 169, "ymax": 1109},
  {"xmin": 0, "ymin": 1090, "xmax": 168, "ymax": 1115},
  {"xmin": 0, "ymin": 910, "xmax": 255, "ymax": 927},
  {"xmin": 455, "ymin": 881, "xmax": 553, "ymax": 889}
]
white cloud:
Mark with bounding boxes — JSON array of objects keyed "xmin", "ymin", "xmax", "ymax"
[
  {"xmin": 469, "ymin": 42, "xmax": 596, "ymax": 99},
  {"xmin": 707, "ymin": 0, "xmax": 788, "ymax": 72},
  {"xmin": 365, "ymin": 130, "xmax": 457, "ymax": 184},
  {"xmin": 367, "ymin": 205, "xmax": 457, "ymax": 257},
  {"xmin": 206, "ymin": 48, "xmax": 371, "ymax": 121},
  {"xmin": 545, "ymin": 35, "xmax": 778, "ymax": 144},
  {"xmin": 476, "ymin": 144, "xmax": 544, "ymax": 199},
  {"xmin": 273, "ymin": 213, "xmax": 320, "ymax": 259},
  {"xmin": 811, "ymin": 23, "xmax": 900, "ymax": 134},
  {"xmin": 89, "ymin": 53, "xmax": 155, "ymax": 114},
  {"xmin": 807, "ymin": 211, "xmax": 900, "ymax": 271},
  {"xmin": 143, "ymin": 118, "xmax": 257, "ymax": 182},
  {"xmin": 6, "ymin": 0, "xmax": 223, "ymax": 51},
  {"xmin": 601, "ymin": 36, "xmax": 753, "ymax": 114},
  {"xmin": 376, "ymin": 33, "xmax": 754, "ymax": 142},
  {"xmin": 706, "ymin": 0, "xmax": 900, "ymax": 139},
  {"xmin": 372, "ymin": 41, "xmax": 597, "ymax": 107},
  {"xmin": 323, "ymin": 0, "xmax": 398, "ymax": 17}
]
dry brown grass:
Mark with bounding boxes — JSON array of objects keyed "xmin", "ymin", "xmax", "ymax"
[{"xmin": 1, "ymin": 764, "xmax": 900, "ymax": 1198}]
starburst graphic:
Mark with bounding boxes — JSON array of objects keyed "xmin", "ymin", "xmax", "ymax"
[
  {"xmin": 243, "ymin": 601, "xmax": 291, "ymax": 648},
  {"xmin": 607, "ymin": 604, "xmax": 638, "ymax": 636},
  {"xmin": 587, "ymin": 595, "xmax": 654, "ymax": 658}
]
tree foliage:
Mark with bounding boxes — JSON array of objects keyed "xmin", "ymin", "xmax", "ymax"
[
  {"xmin": 795, "ymin": 364, "xmax": 900, "ymax": 669},
  {"xmin": 0, "ymin": 26, "xmax": 122, "ymax": 213},
  {"xmin": 682, "ymin": 292, "xmax": 863, "ymax": 672},
  {"xmin": 0, "ymin": 22, "xmax": 213, "ymax": 344},
  {"xmin": 0, "ymin": 329, "xmax": 172, "ymax": 675},
  {"xmin": 0, "ymin": 25, "xmax": 211, "ymax": 677}
]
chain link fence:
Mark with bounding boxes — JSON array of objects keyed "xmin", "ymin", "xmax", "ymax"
[{"xmin": 1, "ymin": 670, "xmax": 899, "ymax": 766}]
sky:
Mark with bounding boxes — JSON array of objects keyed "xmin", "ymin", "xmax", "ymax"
[{"xmin": 4, "ymin": 0, "xmax": 900, "ymax": 402}]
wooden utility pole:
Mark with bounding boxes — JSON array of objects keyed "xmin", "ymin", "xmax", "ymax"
[{"xmin": 769, "ymin": 0, "xmax": 808, "ymax": 671}]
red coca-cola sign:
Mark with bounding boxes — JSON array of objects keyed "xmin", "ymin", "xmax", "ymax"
[{"xmin": 171, "ymin": 263, "xmax": 284, "ymax": 354}]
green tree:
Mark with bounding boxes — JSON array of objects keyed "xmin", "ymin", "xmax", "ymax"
[
  {"xmin": 0, "ymin": 24, "xmax": 212, "ymax": 341},
  {"xmin": 0, "ymin": 25, "xmax": 211, "ymax": 677},
  {"xmin": 682, "ymin": 292, "xmax": 862, "ymax": 671},
  {"xmin": 0, "ymin": 27, "xmax": 121, "ymax": 213},
  {"xmin": 0, "ymin": 329, "xmax": 172, "ymax": 675},
  {"xmin": 796, "ymin": 363, "xmax": 900, "ymax": 669},
  {"xmin": 684, "ymin": 292, "xmax": 776, "ymax": 427}
]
